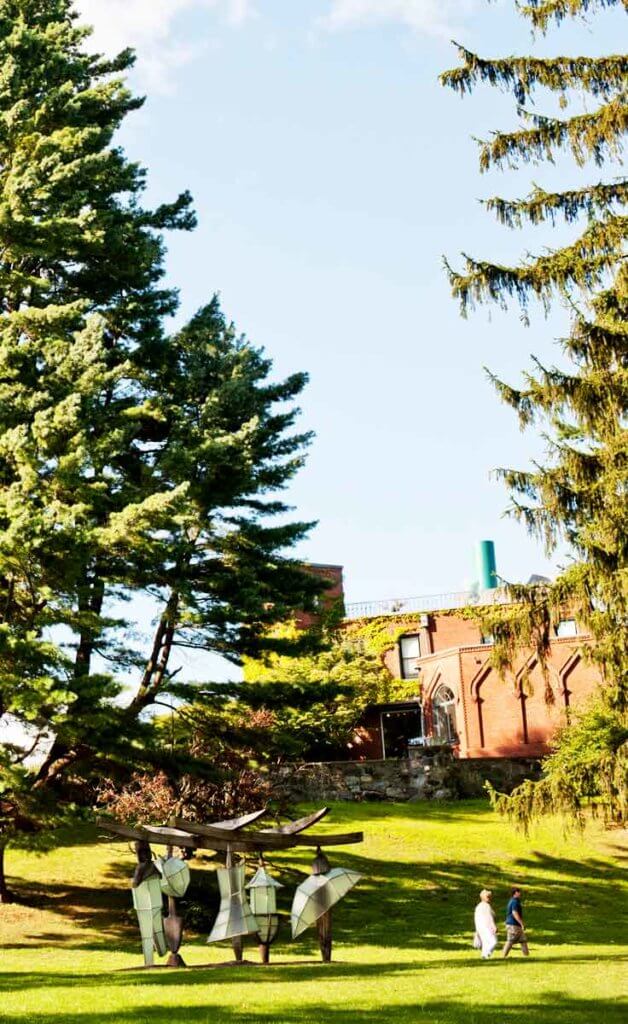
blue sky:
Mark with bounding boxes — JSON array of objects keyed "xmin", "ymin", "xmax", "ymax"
[{"xmin": 73, "ymin": 1, "xmax": 623, "ymax": 678}]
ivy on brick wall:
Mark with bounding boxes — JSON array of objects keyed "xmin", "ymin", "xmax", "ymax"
[{"xmin": 244, "ymin": 616, "xmax": 421, "ymax": 705}]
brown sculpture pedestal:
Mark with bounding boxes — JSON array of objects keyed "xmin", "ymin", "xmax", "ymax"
[{"xmin": 316, "ymin": 909, "xmax": 332, "ymax": 963}]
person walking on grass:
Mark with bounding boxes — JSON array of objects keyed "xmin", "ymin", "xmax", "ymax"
[
  {"xmin": 474, "ymin": 888, "xmax": 498, "ymax": 959},
  {"xmin": 503, "ymin": 886, "xmax": 530, "ymax": 958}
]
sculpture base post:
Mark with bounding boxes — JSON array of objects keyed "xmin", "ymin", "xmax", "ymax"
[
  {"xmin": 166, "ymin": 952, "xmax": 186, "ymax": 968},
  {"xmin": 317, "ymin": 909, "xmax": 332, "ymax": 963},
  {"xmin": 231, "ymin": 935, "xmax": 244, "ymax": 963},
  {"xmin": 259, "ymin": 942, "xmax": 270, "ymax": 964}
]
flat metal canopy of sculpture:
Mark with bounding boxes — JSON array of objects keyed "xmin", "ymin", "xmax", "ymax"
[{"xmin": 98, "ymin": 807, "xmax": 363, "ymax": 854}]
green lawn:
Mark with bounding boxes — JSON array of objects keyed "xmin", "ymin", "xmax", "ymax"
[{"xmin": 1, "ymin": 801, "xmax": 626, "ymax": 1024}]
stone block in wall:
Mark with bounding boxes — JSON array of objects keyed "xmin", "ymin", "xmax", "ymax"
[
  {"xmin": 455, "ymin": 757, "xmax": 542, "ymax": 798},
  {"xmin": 408, "ymin": 775, "xmax": 428, "ymax": 798},
  {"xmin": 369, "ymin": 779, "xmax": 388, "ymax": 793}
]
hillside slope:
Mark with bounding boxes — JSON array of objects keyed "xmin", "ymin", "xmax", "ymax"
[{"xmin": 0, "ymin": 801, "xmax": 626, "ymax": 1024}]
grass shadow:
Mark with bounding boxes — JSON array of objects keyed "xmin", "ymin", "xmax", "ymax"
[
  {"xmin": 3, "ymin": 804, "xmax": 626, "ymax": 959},
  {"xmin": 3, "ymin": 992, "xmax": 627, "ymax": 1024}
]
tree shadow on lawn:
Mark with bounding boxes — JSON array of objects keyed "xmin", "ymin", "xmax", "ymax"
[
  {"xmin": 319, "ymin": 846, "xmax": 627, "ymax": 952},
  {"xmin": 0, "ymin": 950, "xmax": 626, "ymax": 995},
  {"xmin": 3, "ymin": 845, "xmax": 625, "ymax": 955},
  {"xmin": 2, "ymin": 860, "xmax": 136, "ymax": 950},
  {"xmin": 3, "ymin": 993, "xmax": 627, "ymax": 1024},
  {"xmin": 330, "ymin": 801, "xmax": 491, "ymax": 824},
  {"xmin": 3, "ymin": 855, "xmax": 224, "ymax": 951}
]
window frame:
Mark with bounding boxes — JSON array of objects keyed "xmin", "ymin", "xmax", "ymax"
[
  {"xmin": 555, "ymin": 618, "xmax": 578, "ymax": 638},
  {"xmin": 398, "ymin": 633, "xmax": 421, "ymax": 679},
  {"xmin": 432, "ymin": 684, "xmax": 458, "ymax": 745}
]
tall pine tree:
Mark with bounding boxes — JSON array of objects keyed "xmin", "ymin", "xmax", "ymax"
[
  {"xmin": 0, "ymin": 0, "xmax": 318, "ymax": 898},
  {"xmin": 442, "ymin": 0, "xmax": 627, "ymax": 826}
]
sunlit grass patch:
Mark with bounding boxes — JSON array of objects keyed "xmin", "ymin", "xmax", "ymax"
[{"xmin": 1, "ymin": 801, "xmax": 626, "ymax": 1023}]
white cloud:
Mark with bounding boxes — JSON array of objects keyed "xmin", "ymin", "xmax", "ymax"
[
  {"xmin": 74, "ymin": 1, "xmax": 477, "ymax": 93},
  {"xmin": 76, "ymin": 1, "xmax": 255, "ymax": 91},
  {"xmin": 321, "ymin": 0, "xmax": 477, "ymax": 40}
]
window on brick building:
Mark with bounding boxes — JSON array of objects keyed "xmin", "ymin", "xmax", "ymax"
[
  {"xmin": 555, "ymin": 618, "xmax": 578, "ymax": 638},
  {"xmin": 432, "ymin": 685, "xmax": 457, "ymax": 744},
  {"xmin": 399, "ymin": 634, "xmax": 421, "ymax": 679}
]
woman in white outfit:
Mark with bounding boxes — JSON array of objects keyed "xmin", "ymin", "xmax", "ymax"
[{"xmin": 474, "ymin": 888, "xmax": 497, "ymax": 959}]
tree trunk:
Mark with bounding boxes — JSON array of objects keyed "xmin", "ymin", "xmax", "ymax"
[
  {"xmin": 0, "ymin": 842, "xmax": 12, "ymax": 904},
  {"xmin": 34, "ymin": 744, "xmax": 90, "ymax": 788},
  {"xmin": 127, "ymin": 590, "xmax": 179, "ymax": 714},
  {"xmin": 35, "ymin": 570, "xmax": 105, "ymax": 785},
  {"xmin": 38, "ymin": 586, "xmax": 178, "ymax": 786},
  {"xmin": 74, "ymin": 573, "xmax": 105, "ymax": 681}
]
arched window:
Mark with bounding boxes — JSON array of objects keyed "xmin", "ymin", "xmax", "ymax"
[{"xmin": 432, "ymin": 685, "xmax": 457, "ymax": 744}]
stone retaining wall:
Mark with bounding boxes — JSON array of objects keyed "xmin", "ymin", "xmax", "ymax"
[{"xmin": 276, "ymin": 751, "xmax": 542, "ymax": 803}]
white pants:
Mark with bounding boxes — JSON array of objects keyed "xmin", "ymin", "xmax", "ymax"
[{"xmin": 479, "ymin": 930, "xmax": 497, "ymax": 958}]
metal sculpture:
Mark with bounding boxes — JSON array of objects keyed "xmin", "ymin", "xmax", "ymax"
[
  {"xmin": 247, "ymin": 860, "xmax": 283, "ymax": 963},
  {"xmin": 157, "ymin": 851, "xmax": 191, "ymax": 966},
  {"xmin": 131, "ymin": 841, "xmax": 167, "ymax": 967},
  {"xmin": 291, "ymin": 848, "xmax": 361, "ymax": 962},
  {"xmin": 207, "ymin": 860, "xmax": 259, "ymax": 946},
  {"xmin": 130, "ymin": 841, "xmax": 191, "ymax": 967},
  {"xmin": 100, "ymin": 806, "xmax": 362, "ymax": 968}
]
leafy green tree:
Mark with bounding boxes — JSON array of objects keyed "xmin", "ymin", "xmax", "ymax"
[
  {"xmin": 0, "ymin": 1, "xmax": 318, "ymax": 897},
  {"xmin": 241, "ymin": 623, "xmax": 393, "ymax": 758},
  {"xmin": 130, "ymin": 625, "xmax": 391, "ymax": 811},
  {"xmin": 94, "ymin": 623, "xmax": 403, "ymax": 835},
  {"xmin": 487, "ymin": 695, "xmax": 628, "ymax": 832},
  {"xmin": 442, "ymin": 0, "xmax": 627, "ymax": 825}
]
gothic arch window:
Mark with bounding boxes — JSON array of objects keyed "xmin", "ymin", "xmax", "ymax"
[{"xmin": 432, "ymin": 685, "xmax": 457, "ymax": 744}]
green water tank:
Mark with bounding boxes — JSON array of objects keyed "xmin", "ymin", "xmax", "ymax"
[{"xmin": 477, "ymin": 540, "xmax": 498, "ymax": 590}]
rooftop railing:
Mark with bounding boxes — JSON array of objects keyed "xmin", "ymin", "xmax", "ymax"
[{"xmin": 344, "ymin": 588, "xmax": 510, "ymax": 620}]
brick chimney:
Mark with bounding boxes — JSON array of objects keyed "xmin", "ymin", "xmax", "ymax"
[{"xmin": 294, "ymin": 564, "xmax": 345, "ymax": 629}]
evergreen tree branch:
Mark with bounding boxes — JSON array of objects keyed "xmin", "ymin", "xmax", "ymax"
[
  {"xmin": 477, "ymin": 95, "xmax": 627, "ymax": 171},
  {"xmin": 516, "ymin": 0, "xmax": 625, "ymax": 32},
  {"xmin": 484, "ymin": 179, "xmax": 628, "ymax": 228},
  {"xmin": 442, "ymin": 44, "xmax": 627, "ymax": 103},
  {"xmin": 446, "ymin": 243, "xmax": 622, "ymax": 316}
]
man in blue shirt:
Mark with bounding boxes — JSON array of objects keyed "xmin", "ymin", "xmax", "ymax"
[{"xmin": 503, "ymin": 886, "xmax": 530, "ymax": 957}]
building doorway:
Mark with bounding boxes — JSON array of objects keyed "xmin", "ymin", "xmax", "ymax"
[{"xmin": 380, "ymin": 705, "xmax": 423, "ymax": 758}]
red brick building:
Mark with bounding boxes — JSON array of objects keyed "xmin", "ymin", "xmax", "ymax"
[
  {"xmin": 295, "ymin": 563, "xmax": 345, "ymax": 629},
  {"xmin": 308, "ymin": 564, "xmax": 601, "ymax": 761}
]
